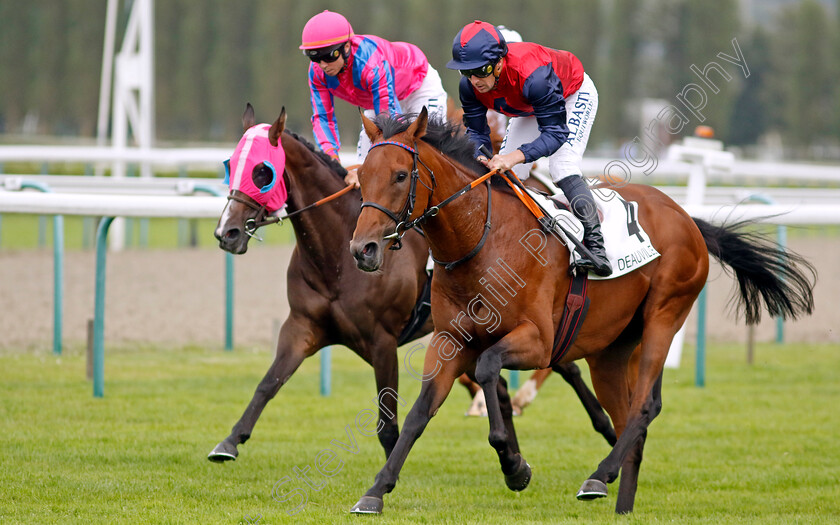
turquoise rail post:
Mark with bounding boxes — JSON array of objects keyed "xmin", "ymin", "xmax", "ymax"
[
  {"xmin": 695, "ymin": 286, "xmax": 707, "ymax": 387},
  {"xmin": 746, "ymin": 194, "xmax": 786, "ymax": 344},
  {"xmin": 93, "ymin": 216, "xmax": 115, "ymax": 397},
  {"xmin": 38, "ymin": 164, "xmax": 50, "ymax": 248},
  {"xmin": 320, "ymin": 346, "xmax": 332, "ymax": 396},
  {"xmin": 178, "ymin": 166, "xmax": 189, "ymax": 247},
  {"xmin": 775, "ymin": 224, "xmax": 787, "ymax": 343},
  {"xmin": 509, "ymin": 370, "xmax": 520, "ymax": 390},
  {"xmin": 193, "ymin": 184, "xmax": 234, "ymax": 351},
  {"xmin": 224, "ymin": 252, "xmax": 234, "ymax": 351},
  {"xmin": 20, "ymin": 180, "xmax": 64, "ymax": 356}
]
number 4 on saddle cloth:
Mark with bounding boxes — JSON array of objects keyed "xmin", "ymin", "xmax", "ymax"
[{"xmin": 523, "ymin": 185, "xmax": 661, "ymax": 280}]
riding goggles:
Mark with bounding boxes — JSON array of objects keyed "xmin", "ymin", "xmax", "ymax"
[
  {"xmin": 304, "ymin": 44, "xmax": 344, "ymax": 63},
  {"xmin": 460, "ymin": 62, "xmax": 495, "ymax": 78}
]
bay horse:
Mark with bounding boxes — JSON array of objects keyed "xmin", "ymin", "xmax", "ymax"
[
  {"xmin": 348, "ymin": 108, "xmax": 816, "ymax": 514},
  {"xmin": 208, "ymin": 104, "xmax": 614, "ymax": 463}
]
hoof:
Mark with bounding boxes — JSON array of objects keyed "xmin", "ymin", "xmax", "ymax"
[
  {"xmin": 207, "ymin": 441, "xmax": 238, "ymax": 462},
  {"xmin": 576, "ymin": 479, "xmax": 608, "ymax": 500},
  {"xmin": 350, "ymin": 496, "xmax": 383, "ymax": 514},
  {"xmin": 504, "ymin": 455, "xmax": 532, "ymax": 492}
]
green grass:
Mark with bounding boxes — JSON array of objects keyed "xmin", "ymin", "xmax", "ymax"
[{"xmin": 1, "ymin": 342, "xmax": 838, "ymax": 524}]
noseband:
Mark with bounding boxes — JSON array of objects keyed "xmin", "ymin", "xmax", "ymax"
[
  {"xmin": 360, "ymin": 139, "xmax": 495, "ymax": 270},
  {"xmin": 227, "ymin": 172, "xmax": 356, "ymax": 241},
  {"xmin": 226, "ymin": 190, "xmax": 270, "ymax": 240},
  {"xmin": 360, "ymin": 140, "xmax": 437, "ymax": 250}
]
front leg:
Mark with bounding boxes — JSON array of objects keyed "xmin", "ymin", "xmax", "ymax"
[
  {"xmin": 208, "ymin": 316, "xmax": 322, "ymax": 462},
  {"xmin": 350, "ymin": 342, "xmax": 469, "ymax": 514},
  {"xmin": 474, "ymin": 321, "xmax": 545, "ymax": 491}
]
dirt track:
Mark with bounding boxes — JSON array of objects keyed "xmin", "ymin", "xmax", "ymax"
[{"xmin": 1, "ymin": 235, "xmax": 837, "ymax": 352}]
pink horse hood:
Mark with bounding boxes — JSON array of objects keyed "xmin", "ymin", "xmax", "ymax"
[{"xmin": 225, "ymin": 123, "xmax": 288, "ymax": 213}]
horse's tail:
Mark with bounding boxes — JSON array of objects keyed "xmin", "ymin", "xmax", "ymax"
[{"xmin": 693, "ymin": 218, "xmax": 816, "ymax": 324}]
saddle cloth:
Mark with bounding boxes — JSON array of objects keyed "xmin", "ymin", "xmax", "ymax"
[{"xmin": 524, "ymin": 183, "xmax": 660, "ymax": 280}]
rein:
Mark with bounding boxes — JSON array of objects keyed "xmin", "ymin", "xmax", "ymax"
[
  {"xmin": 361, "ymin": 139, "xmax": 498, "ymax": 269},
  {"xmin": 230, "ymin": 176, "xmax": 356, "ymax": 240}
]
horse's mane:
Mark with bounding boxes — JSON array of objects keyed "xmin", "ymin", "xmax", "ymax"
[
  {"xmin": 373, "ymin": 113, "xmax": 488, "ymax": 175},
  {"xmin": 373, "ymin": 113, "xmax": 518, "ymax": 192},
  {"xmin": 285, "ymin": 129, "xmax": 348, "ymax": 178}
]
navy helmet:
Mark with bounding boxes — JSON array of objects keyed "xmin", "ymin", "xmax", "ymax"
[{"xmin": 446, "ymin": 20, "xmax": 508, "ymax": 70}]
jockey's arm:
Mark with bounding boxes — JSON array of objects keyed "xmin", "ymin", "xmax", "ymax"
[
  {"xmin": 308, "ymin": 71, "xmax": 342, "ymax": 159},
  {"xmin": 458, "ymin": 77, "xmax": 493, "ymax": 159},
  {"xmin": 517, "ymin": 65, "xmax": 570, "ymax": 164}
]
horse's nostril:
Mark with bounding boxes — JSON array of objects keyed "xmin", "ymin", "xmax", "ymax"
[
  {"xmin": 225, "ymin": 229, "xmax": 241, "ymax": 241},
  {"xmin": 363, "ymin": 242, "xmax": 377, "ymax": 256}
]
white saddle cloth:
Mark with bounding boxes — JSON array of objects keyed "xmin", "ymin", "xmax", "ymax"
[{"xmin": 524, "ymin": 185, "xmax": 660, "ymax": 280}]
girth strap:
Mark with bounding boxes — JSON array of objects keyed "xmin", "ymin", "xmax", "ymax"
[
  {"xmin": 396, "ymin": 271, "xmax": 433, "ymax": 346},
  {"xmin": 550, "ymin": 272, "xmax": 590, "ymax": 366}
]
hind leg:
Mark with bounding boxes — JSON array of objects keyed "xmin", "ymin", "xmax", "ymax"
[
  {"xmin": 370, "ymin": 338, "xmax": 402, "ymax": 458},
  {"xmin": 616, "ymin": 373, "xmax": 661, "ymax": 513},
  {"xmin": 208, "ymin": 315, "xmax": 323, "ymax": 462},
  {"xmin": 580, "ymin": 318, "xmax": 679, "ymax": 513},
  {"xmin": 511, "ymin": 368, "xmax": 551, "ymax": 415},
  {"xmin": 552, "ymin": 362, "xmax": 617, "ymax": 445}
]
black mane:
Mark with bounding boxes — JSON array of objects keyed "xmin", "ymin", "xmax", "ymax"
[
  {"xmin": 285, "ymin": 129, "xmax": 348, "ymax": 178},
  {"xmin": 372, "ymin": 113, "xmax": 487, "ymax": 174}
]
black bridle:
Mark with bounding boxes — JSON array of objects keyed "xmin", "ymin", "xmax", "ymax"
[
  {"xmin": 360, "ymin": 140, "xmax": 436, "ymax": 250},
  {"xmin": 360, "ymin": 139, "xmax": 494, "ymax": 270}
]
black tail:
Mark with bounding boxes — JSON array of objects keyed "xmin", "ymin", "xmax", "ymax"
[{"xmin": 693, "ymin": 218, "xmax": 816, "ymax": 324}]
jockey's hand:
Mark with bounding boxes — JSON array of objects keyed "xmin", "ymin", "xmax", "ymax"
[
  {"xmin": 344, "ymin": 168, "xmax": 360, "ymax": 189},
  {"xmin": 477, "ymin": 155, "xmax": 490, "ymax": 167},
  {"xmin": 487, "ymin": 149, "xmax": 526, "ymax": 173}
]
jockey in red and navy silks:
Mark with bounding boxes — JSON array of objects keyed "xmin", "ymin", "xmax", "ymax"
[
  {"xmin": 447, "ymin": 20, "xmax": 611, "ymax": 277},
  {"xmin": 300, "ymin": 11, "xmax": 447, "ymax": 186},
  {"xmin": 458, "ymin": 42, "xmax": 584, "ymax": 163}
]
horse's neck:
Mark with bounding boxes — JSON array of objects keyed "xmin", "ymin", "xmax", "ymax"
[
  {"xmin": 281, "ymin": 134, "xmax": 356, "ymax": 268},
  {"xmin": 421, "ymin": 150, "xmax": 495, "ymax": 265}
]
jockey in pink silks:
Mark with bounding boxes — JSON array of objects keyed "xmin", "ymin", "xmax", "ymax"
[{"xmin": 300, "ymin": 10, "xmax": 448, "ymax": 187}]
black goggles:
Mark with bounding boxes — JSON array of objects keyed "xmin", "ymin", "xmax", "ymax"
[
  {"xmin": 304, "ymin": 44, "xmax": 344, "ymax": 63},
  {"xmin": 460, "ymin": 62, "xmax": 495, "ymax": 78}
]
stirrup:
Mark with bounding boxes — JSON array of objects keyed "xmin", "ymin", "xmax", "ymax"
[{"xmin": 572, "ymin": 256, "xmax": 612, "ymax": 277}]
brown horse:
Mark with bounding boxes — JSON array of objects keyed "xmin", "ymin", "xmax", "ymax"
[
  {"xmin": 348, "ymin": 108, "xmax": 816, "ymax": 514},
  {"xmin": 208, "ymin": 105, "xmax": 614, "ymax": 463}
]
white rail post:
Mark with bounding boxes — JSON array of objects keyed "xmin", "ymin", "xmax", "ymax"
[{"xmin": 109, "ymin": 0, "xmax": 155, "ymax": 251}]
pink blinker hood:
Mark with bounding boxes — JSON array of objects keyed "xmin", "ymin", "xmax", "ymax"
[{"xmin": 225, "ymin": 123, "xmax": 288, "ymax": 213}]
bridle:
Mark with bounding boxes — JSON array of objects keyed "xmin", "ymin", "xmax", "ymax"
[
  {"xmin": 360, "ymin": 139, "xmax": 497, "ymax": 270},
  {"xmin": 226, "ymin": 190, "xmax": 270, "ymax": 239},
  {"xmin": 360, "ymin": 141, "xmax": 437, "ymax": 250},
  {"xmin": 226, "ymin": 170, "xmax": 355, "ymax": 241}
]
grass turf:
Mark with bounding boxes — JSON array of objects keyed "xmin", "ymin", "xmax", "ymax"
[{"xmin": 0, "ymin": 342, "xmax": 838, "ymax": 524}]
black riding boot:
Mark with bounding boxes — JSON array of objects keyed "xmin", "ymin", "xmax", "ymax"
[{"xmin": 556, "ymin": 175, "xmax": 612, "ymax": 277}]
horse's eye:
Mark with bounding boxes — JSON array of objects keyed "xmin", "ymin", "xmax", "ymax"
[{"xmin": 395, "ymin": 171, "xmax": 408, "ymax": 183}]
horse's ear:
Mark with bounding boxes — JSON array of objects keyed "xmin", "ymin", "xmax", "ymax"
[
  {"xmin": 360, "ymin": 108, "xmax": 382, "ymax": 142},
  {"xmin": 242, "ymin": 103, "xmax": 256, "ymax": 132},
  {"xmin": 406, "ymin": 106, "xmax": 429, "ymax": 140},
  {"xmin": 269, "ymin": 107, "xmax": 286, "ymax": 147}
]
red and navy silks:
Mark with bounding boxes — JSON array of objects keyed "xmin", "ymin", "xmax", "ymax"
[{"xmin": 460, "ymin": 42, "xmax": 584, "ymax": 163}]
